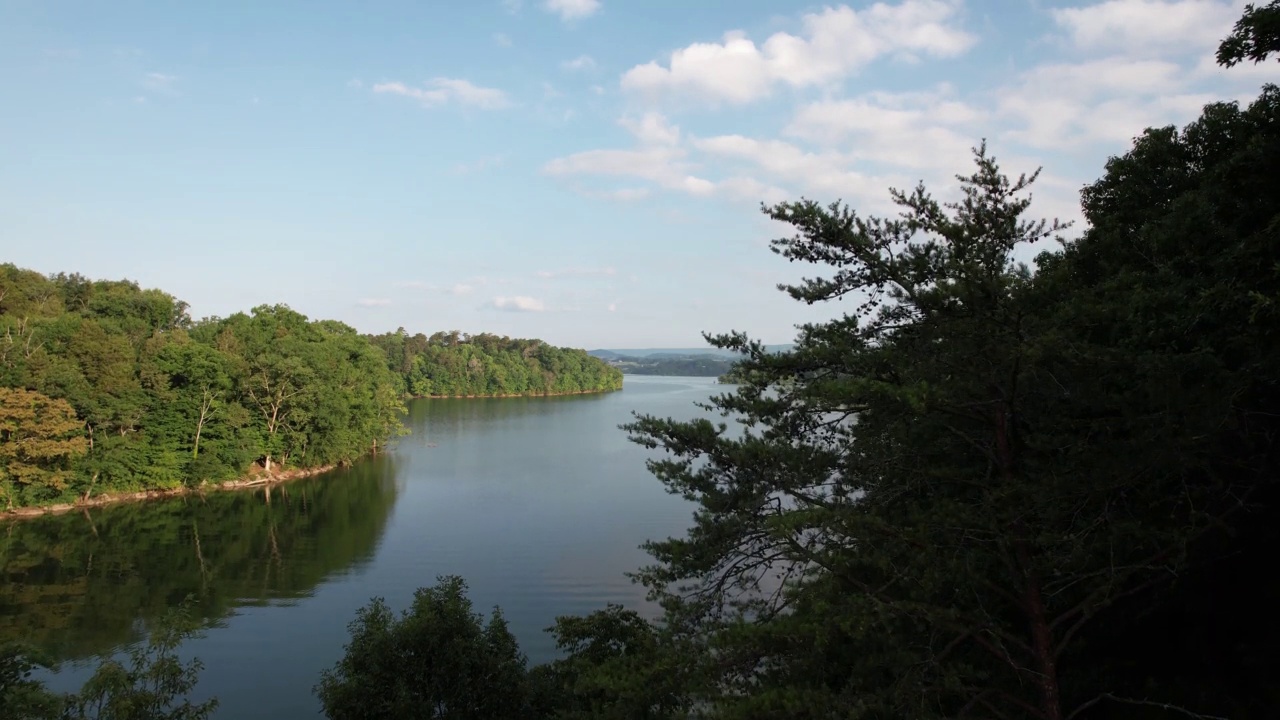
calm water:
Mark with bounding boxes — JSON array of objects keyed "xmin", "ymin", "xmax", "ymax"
[{"xmin": 0, "ymin": 375, "xmax": 721, "ymax": 719}]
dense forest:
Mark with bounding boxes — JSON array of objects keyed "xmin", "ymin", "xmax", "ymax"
[
  {"xmin": 0, "ymin": 268, "xmax": 406, "ymax": 510},
  {"xmin": 0, "ymin": 268, "xmax": 617, "ymax": 512},
  {"xmin": 366, "ymin": 330, "xmax": 622, "ymax": 397},
  {"xmin": 3, "ymin": 5, "xmax": 1278, "ymax": 719}
]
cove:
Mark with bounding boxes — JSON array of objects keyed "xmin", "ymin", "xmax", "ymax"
[{"xmin": 0, "ymin": 375, "xmax": 713, "ymax": 720}]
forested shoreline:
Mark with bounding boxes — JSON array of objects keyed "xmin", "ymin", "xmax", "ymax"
[
  {"xmin": 0, "ymin": 267, "xmax": 619, "ymax": 512},
  {"xmin": 366, "ymin": 330, "xmax": 622, "ymax": 398},
  {"xmin": 3, "ymin": 5, "xmax": 1278, "ymax": 718}
]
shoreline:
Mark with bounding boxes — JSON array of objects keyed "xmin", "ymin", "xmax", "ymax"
[
  {"xmin": 2, "ymin": 387, "xmax": 622, "ymax": 520},
  {"xmin": 411, "ymin": 387, "xmax": 621, "ymax": 399},
  {"xmin": 1, "ymin": 463, "xmax": 343, "ymax": 521}
]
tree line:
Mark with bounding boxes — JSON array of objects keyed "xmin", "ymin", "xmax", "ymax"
[
  {"xmin": 596, "ymin": 352, "xmax": 738, "ymax": 377},
  {"xmin": 365, "ymin": 330, "xmax": 622, "ymax": 398},
  {"xmin": 3, "ymin": 5, "xmax": 1277, "ymax": 718},
  {"xmin": 0, "ymin": 269, "xmax": 618, "ymax": 511}
]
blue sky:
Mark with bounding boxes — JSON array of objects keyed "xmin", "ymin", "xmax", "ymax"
[{"xmin": 0, "ymin": 0, "xmax": 1270, "ymax": 348}]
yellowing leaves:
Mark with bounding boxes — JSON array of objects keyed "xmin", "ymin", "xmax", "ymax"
[{"xmin": 0, "ymin": 387, "xmax": 87, "ymax": 506}]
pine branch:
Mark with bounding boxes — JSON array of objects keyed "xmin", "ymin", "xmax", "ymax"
[{"xmin": 1065, "ymin": 693, "xmax": 1231, "ymax": 720}]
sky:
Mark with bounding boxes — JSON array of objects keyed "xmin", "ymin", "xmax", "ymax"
[{"xmin": 0, "ymin": 0, "xmax": 1272, "ymax": 349}]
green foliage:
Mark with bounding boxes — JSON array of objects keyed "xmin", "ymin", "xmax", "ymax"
[
  {"xmin": 0, "ymin": 603, "xmax": 215, "ymax": 720},
  {"xmin": 61, "ymin": 603, "xmax": 217, "ymax": 720},
  {"xmin": 0, "ymin": 267, "xmax": 408, "ymax": 509},
  {"xmin": 621, "ymin": 95, "xmax": 1280, "ymax": 720},
  {"xmin": 315, "ymin": 576, "xmax": 534, "ymax": 719},
  {"xmin": 1217, "ymin": 0, "xmax": 1280, "ymax": 67},
  {"xmin": 0, "ymin": 264, "xmax": 621, "ymax": 509},
  {"xmin": 366, "ymin": 330, "xmax": 623, "ymax": 398},
  {"xmin": 318, "ymin": 580, "xmax": 696, "ymax": 720},
  {"xmin": 532, "ymin": 605, "xmax": 693, "ymax": 719},
  {"xmin": 0, "ymin": 643, "xmax": 63, "ymax": 720}
]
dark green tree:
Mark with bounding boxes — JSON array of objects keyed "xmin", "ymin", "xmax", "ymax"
[
  {"xmin": 1028, "ymin": 84, "xmax": 1280, "ymax": 719},
  {"xmin": 61, "ymin": 604, "xmax": 217, "ymax": 720},
  {"xmin": 0, "ymin": 603, "xmax": 216, "ymax": 720},
  {"xmin": 316, "ymin": 576, "xmax": 533, "ymax": 719},
  {"xmin": 1218, "ymin": 1, "xmax": 1280, "ymax": 67},
  {"xmin": 531, "ymin": 606, "xmax": 693, "ymax": 719},
  {"xmin": 624, "ymin": 125, "xmax": 1278, "ymax": 718},
  {"xmin": 0, "ymin": 644, "xmax": 63, "ymax": 720}
]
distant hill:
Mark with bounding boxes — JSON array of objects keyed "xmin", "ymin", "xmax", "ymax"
[
  {"xmin": 589, "ymin": 347, "xmax": 737, "ymax": 359},
  {"xmin": 589, "ymin": 345, "xmax": 793, "ymax": 359},
  {"xmin": 588, "ymin": 345, "xmax": 794, "ymax": 377}
]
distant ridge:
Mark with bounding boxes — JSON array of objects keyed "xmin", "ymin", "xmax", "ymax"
[{"xmin": 589, "ymin": 345, "xmax": 793, "ymax": 359}]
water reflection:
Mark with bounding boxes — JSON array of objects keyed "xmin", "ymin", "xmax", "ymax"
[
  {"xmin": 0, "ymin": 455, "xmax": 399, "ymax": 662},
  {"xmin": 0, "ymin": 377, "xmax": 714, "ymax": 719}
]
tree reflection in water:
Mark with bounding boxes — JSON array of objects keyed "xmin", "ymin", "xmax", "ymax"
[{"xmin": 0, "ymin": 456, "xmax": 399, "ymax": 663}]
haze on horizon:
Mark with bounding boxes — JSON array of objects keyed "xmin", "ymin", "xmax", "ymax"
[{"xmin": 0, "ymin": 0, "xmax": 1265, "ymax": 348}]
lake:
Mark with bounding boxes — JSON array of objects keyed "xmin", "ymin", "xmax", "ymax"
[{"xmin": 0, "ymin": 375, "xmax": 720, "ymax": 719}]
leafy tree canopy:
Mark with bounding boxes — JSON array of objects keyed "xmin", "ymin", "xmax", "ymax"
[
  {"xmin": 1218, "ymin": 0, "xmax": 1280, "ymax": 67},
  {"xmin": 315, "ymin": 576, "xmax": 533, "ymax": 720}
]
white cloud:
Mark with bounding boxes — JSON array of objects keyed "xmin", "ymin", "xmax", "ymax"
[
  {"xmin": 543, "ymin": 146, "xmax": 715, "ymax": 195},
  {"xmin": 543, "ymin": 0, "xmax": 601, "ymax": 21},
  {"xmin": 1051, "ymin": 0, "xmax": 1238, "ymax": 55},
  {"xmin": 693, "ymin": 134, "xmax": 892, "ymax": 205},
  {"xmin": 785, "ymin": 88, "xmax": 984, "ymax": 171},
  {"xmin": 562, "ymin": 54, "xmax": 596, "ymax": 71},
  {"xmin": 372, "ymin": 78, "xmax": 511, "ymax": 110},
  {"xmin": 347, "ymin": 78, "xmax": 364, "ymax": 89},
  {"xmin": 619, "ymin": 112, "xmax": 681, "ymax": 145},
  {"xmin": 715, "ymin": 175, "xmax": 791, "ymax": 204},
  {"xmin": 394, "ymin": 280, "xmax": 435, "ymax": 290},
  {"xmin": 996, "ymin": 57, "xmax": 1211, "ymax": 148},
  {"xmin": 536, "ymin": 266, "xmax": 617, "ymax": 279},
  {"xmin": 607, "ymin": 303, "xmax": 617, "ymax": 312},
  {"xmin": 141, "ymin": 72, "xmax": 178, "ymax": 94},
  {"xmin": 449, "ymin": 283, "xmax": 475, "ymax": 296},
  {"xmin": 356, "ymin": 298, "xmax": 392, "ymax": 307},
  {"xmin": 493, "ymin": 32, "xmax": 513, "ymax": 47},
  {"xmin": 546, "ymin": 0, "xmax": 1254, "ymax": 227},
  {"xmin": 620, "ymin": 1, "xmax": 975, "ymax": 105},
  {"xmin": 601, "ymin": 187, "xmax": 650, "ymax": 201},
  {"xmin": 455, "ymin": 155, "xmax": 506, "ymax": 173},
  {"xmin": 491, "ymin": 295, "xmax": 547, "ymax": 312},
  {"xmin": 503, "ymin": 0, "xmax": 523, "ymax": 13}
]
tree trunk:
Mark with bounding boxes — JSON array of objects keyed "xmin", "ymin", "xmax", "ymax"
[
  {"xmin": 996, "ymin": 403, "xmax": 1063, "ymax": 720},
  {"xmin": 193, "ymin": 390, "xmax": 212, "ymax": 459},
  {"xmin": 1018, "ymin": 539, "xmax": 1063, "ymax": 720}
]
